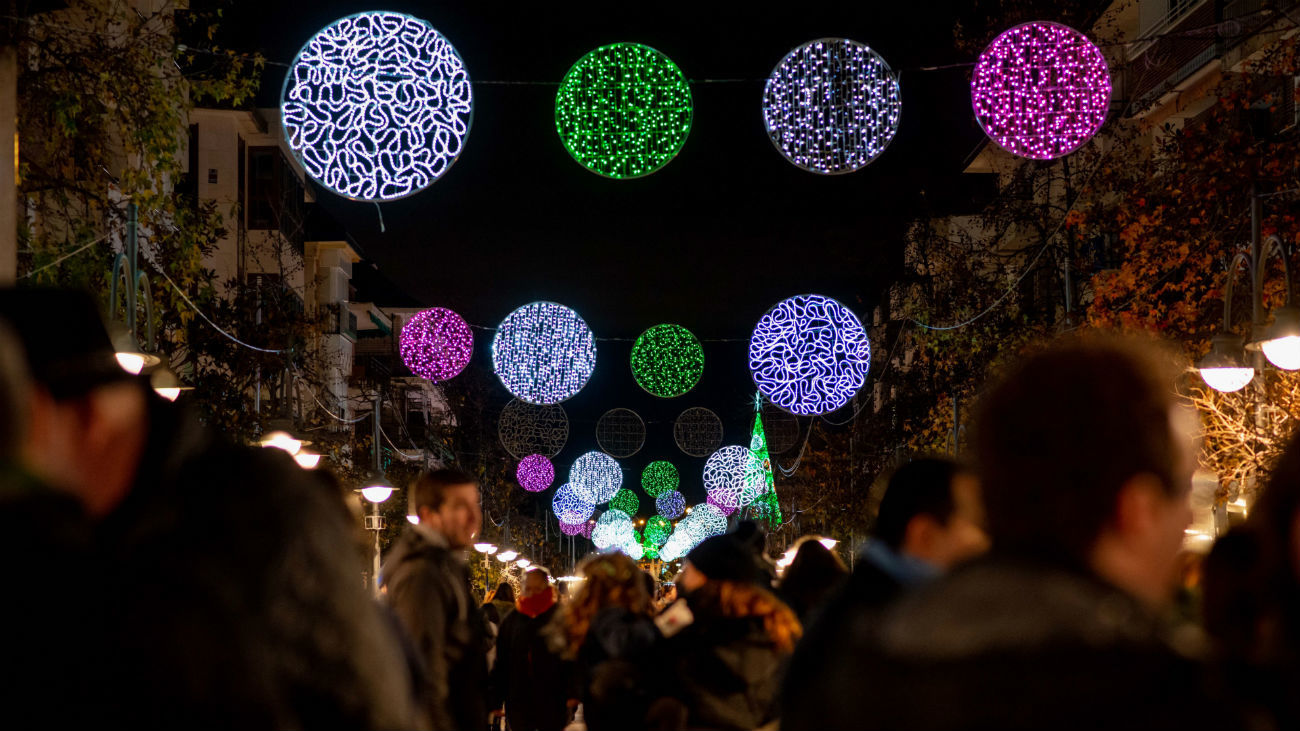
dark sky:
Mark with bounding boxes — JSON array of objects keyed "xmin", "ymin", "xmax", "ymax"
[{"xmin": 221, "ymin": 1, "xmax": 993, "ymax": 500}]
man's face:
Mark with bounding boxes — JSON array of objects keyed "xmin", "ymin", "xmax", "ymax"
[
  {"xmin": 522, "ymin": 572, "xmax": 548, "ymax": 598},
  {"xmin": 928, "ymin": 473, "xmax": 991, "ymax": 570},
  {"xmin": 432, "ymin": 483, "xmax": 481, "ymax": 550}
]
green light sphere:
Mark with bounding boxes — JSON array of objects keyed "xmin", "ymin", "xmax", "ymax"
[
  {"xmin": 609, "ymin": 488, "xmax": 640, "ymax": 516},
  {"xmin": 631, "ymin": 324, "xmax": 704, "ymax": 398},
  {"xmin": 641, "ymin": 460, "xmax": 680, "ymax": 498},
  {"xmin": 555, "ymin": 43, "xmax": 693, "ymax": 179},
  {"xmin": 644, "ymin": 515, "xmax": 672, "ymax": 546}
]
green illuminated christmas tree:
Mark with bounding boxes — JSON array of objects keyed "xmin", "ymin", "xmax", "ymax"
[{"xmin": 748, "ymin": 393, "xmax": 783, "ymax": 526}]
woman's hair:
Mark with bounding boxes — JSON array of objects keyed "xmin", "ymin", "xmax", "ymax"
[
  {"xmin": 690, "ymin": 579, "xmax": 803, "ymax": 654},
  {"xmin": 492, "ymin": 582, "xmax": 515, "ymax": 604},
  {"xmin": 552, "ymin": 552, "xmax": 653, "ymax": 658},
  {"xmin": 778, "ymin": 536, "xmax": 848, "ymax": 618}
]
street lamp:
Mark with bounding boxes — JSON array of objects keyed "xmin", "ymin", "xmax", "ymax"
[
  {"xmin": 1259, "ymin": 304, "xmax": 1300, "ymax": 369},
  {"xmin": 107, "ymin": 203, "xmax": 161, "ymax": 374},
  {"xmin": 1198, "ymin": 334, "xmax": 1255, "ymax": 393},
  {"xmin": 147, "ymin": 360, "xmax": 192, "ymax": 401},
  {"xmin": 496, "ymin": 550, "xmax": 518, "ymax": 562},
  {"xmin": 360, "ymin": 474, "xmax": 393, "ymax": 597}
]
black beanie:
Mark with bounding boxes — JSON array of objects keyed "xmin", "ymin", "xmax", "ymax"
[
  {"xmin": 687, "ymin": 530, "xmax": 765, "ymax": 585},
  {"xmin": 0, "ymin": 288, "xmax": 134, "ymax": 400}
]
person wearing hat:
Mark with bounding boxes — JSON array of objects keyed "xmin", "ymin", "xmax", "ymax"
[
  {"xmin": 0, "ymin": 287, "xmax": 421, "ymax": 729},
  {"xmin": 657, "ymin": 527, "xmax": 801, "ymax": 731}
]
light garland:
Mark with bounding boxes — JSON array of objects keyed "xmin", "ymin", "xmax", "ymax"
[
  {"xmin": 641, "ymin": 461, "xmax": 679, "ymax": 498},
  {"xmin": 553, "ymin": 483, "xmax": 596, "ymax": 524},
  {"xmin": 762, "ymin": 38, "xmax": 901, "ymax": 174},
  {"xmin": 673, "ymin": 407, "xmax": 724, "ymax": 458},
  {"xmin": 282, "ymin": 11, "xmax": 472, "ymax": 201},
  {"xmin": 970, "ymin": 21, "xmax": 1111, "ymax": 160},
  {"xmin": 630, "ymin": 324, "xmax": 705, "ymax": 398},
  {"xmin": 749, "ymin": 294, "xmax": 871, "ymax": 416},
  {"xmin": 703, "ymin": 445, "xmax": 767, "ymax": 511},
  {"xmin": 609, "ymin": 488, "xmax": 640, "ymax": 516},
  {"xmin": 555, "ymin": 43, "xmax": 693, "ymax": 179},
  {"xmin": 399, "ymin": 307, "xmax": 473, "ymax": 381},
  {"xmin": 516, "ymin": 454, "xmax": 555, "ymax": 493},
  {"xmin": 570, "ymin": 450, "xmax": 623, "ymax": 504},
  {"xmin": 492, "ymin": 302, "xmax": 596, "ymax": 405},
  {"xmin": 498, "ymin": 399, "xmax": 569, "ymax": 459},
  {"xmin": 596, "ymin": 408, "xmax": 647, "ymax": 458},
  {"xmin": 656, "ymin": 490, "xmax": 685, "ymax": 520}
]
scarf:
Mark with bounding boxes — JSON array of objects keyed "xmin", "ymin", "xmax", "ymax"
[{"xmin": 516, "ymin": 589, "xmax": 556, "ymax": 618}]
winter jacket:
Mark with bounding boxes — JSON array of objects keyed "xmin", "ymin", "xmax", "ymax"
[
  {"xmin": 574, "ymin": 607, "xmax": 666, "ymax": 731},
  {"xmin": 490, "ymin": 600, "xmax": 570, "ymax": 731},
  {"xmin": 384, "ymin": 524, "xmax": 490, "ymax": 731},
  {"xmin": 92, "ymin": 396, "xmax": 420, "ymax": 729},
  {"xmin": 816, "ymin": 554, "xmax": 1228, "ymax": 731}
]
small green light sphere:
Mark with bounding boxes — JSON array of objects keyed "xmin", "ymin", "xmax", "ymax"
[
  {"xmin": 631, "ymin": 325, "xmax": 704, "ymax": 398},
  {"xmin": 641, "ymin": 460, "xmax": 680, "ymax": 498},
  {"xmin": 644, "ymin": 515, "xmax": 672, "ymax": 547},
  {"xmin": 555, "ymin": 43, "xmax": 693, "ymax": 179},
  {"xmin": 609, "ymin": 488, "xmax": 640, "ymax": 516}
]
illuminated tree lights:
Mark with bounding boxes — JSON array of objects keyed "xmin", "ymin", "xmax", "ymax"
[
  {"xmin": 656, "ymin": 491, "xmax": 686, "ymax": 520},
  {"xmin": 282, "ymin": 12, "xmax": 473, "ymax": 201},
  {"xmin": 630, "ymin": 324, "xmax": 705, "ymax": 398},
  {"xmin": 749, "ymin": 294, "xmax": 871, "ymax": 416},
  {"xmin": 641, "ymin": 461, "xmax": 679, "ymax": 498},
  {"xmin": 499, "ymin": 400, "xmax": 569, "ymax": 458},
  {"xmin": 553, "ymin": 483, "xmax": 596, "ymax": 524},
  {"xmin": 763, "ymin": 38, "xmax": 901, "ymax": 174},
  {"xmin": 970, "ymin": 21, "xmax": 1111, "ymax": 160},
  {"xmin": 555, "ymin": 43, "xmax": 693, "ymax": 179},
  {"xmin": 399, "ymin": 307, "xmax": 473, "ymax": 381},
  {"xmin": 673, "ymin": 407, "xmax": 724, "ymax": 458},
  {"xmin": 516, "ymin": 454, "xmax": 555, "ymax": 493},
  {"xmin": 492, "ymin": 302, "xmax": 596, "ymax": 405},
  {"xmin": 609, "ymin": 488, "xmax": 640, "ymax": 516},
  {"xmin": 596, "ymin": 408, "xmax": 647, "ymax": 458},
  {"xmin": 570, "ymin": 450, "xmax": 623, "ymax": 504},
  {"xmin": 704, "ymin": 445, "xmax": 767, "ymax": 511}
]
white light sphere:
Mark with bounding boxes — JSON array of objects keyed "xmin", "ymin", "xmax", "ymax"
[
  {"xmin": 703, "ymin": 445, "xmax": 767, "ymax": 510},
  {"xmin": 1199, "ymin": 367, "xmax": 1255, "ymax": 393},
  {"xmin": 593, "ymin": 509, "xmax": 634, "ymax": 550},
  {"xmin": 570, "ymin": 451, "xmax": 623, "ymax": 504},
  {"xmin": 552, "ymin": 483, "xmax": 596, "ymax": 524},
  {"xmin": 492, "ymin": 302, "xmax": 597, "ymax": 405}
]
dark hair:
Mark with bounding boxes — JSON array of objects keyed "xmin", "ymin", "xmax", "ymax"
[
  {"xmin": 873, "ymin": 457, "xmax": 966, "ymax": 550},
  {"xmin": 523, "ymin": 567, "xmax": 551, "ymax": 584},
  {"xmin": 410, "ymin": 467, "xmax": 477, "ymax": 513},
  {"xmin": 973, "ymin": 335, "xmax": 1182, "ymax": 562},
  {"xmin": 777, "ymin": 537, "xmax": 847, "ymax": 619},
  {"xmin": 493, "ymin": 582, "xmax": 515, "ymax": 604}
]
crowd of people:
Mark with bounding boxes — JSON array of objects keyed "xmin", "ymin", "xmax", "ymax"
[{"xmin": 5, "ymin": 287, "xmax": 1300, "ymax": 730}]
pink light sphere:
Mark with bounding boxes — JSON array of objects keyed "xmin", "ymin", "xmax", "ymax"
[
  {"xmin": 517, "ymin": 454, "xmax": 555, "ymax": 492},
  {"xmin": 560, "ymin": 520, "xmax": 593, "ymax": 538},
  {"xmin": 970, "ymin": 21, "xmax": 1111, "ymax": 160},
  {"xmin": 400, "ymin": 307, "xmax": 473, "ymax": 381}
]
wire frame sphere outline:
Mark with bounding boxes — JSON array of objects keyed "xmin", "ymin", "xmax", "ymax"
[
  {"xmin": 641, "ymin": 460, "xmax": 679, "ymax": 498},
  {"xmin": 630, "ymin": 324, "xmax": 705, "ymax": 398},
  {"xmin": 281, "ymin": 11, "xmax": 473, "ymax": 201},
  {"xmin": 707, "ymin": 492, "xmax": 738, "ymax": 516},
  {"xmin": 656, "ymin": 490, "xmax": 686, "ymax": 520},
  {"xmin": 399, "ymin": 307, "xmax": 473, "ymax": 381},
  {"xmin": 555, "ymin": 42, "xmax": 693, "ymax": 179},
  {"xmin": 673, "ymin": 407, "xmax": 724, "ymax": 458},
  {"xmin": 703, "ymin": 445, "xmax": 768, "ymax": 510},
  {"xmin": 749, "ymin": 294, "xmax": 871, "ymax": 416},
  {"xmin": 762, "ymin": 38, "xmax": 902, "ymax": 175},
  {"xmin": 569, "ymin": 450, "xmax": 624, "ymax": 504},
  {"xmin": 970, "ymin": 21, "xmax": 1111, "ymax": 160},
  {"xmin": 761, "ymin": 404, "xmax": 802, "ymax": 455},
  {"xmin": 498, "ymin": 399, "xmax": 570, "ymax": 459},
  {"xmin": 516, "ymin": 454, "xmax": 556, "ymax": 493},
  {"xmin": 553, "ymin": 483, "xmax": 596, "ymax": 524},
  {"xmin": 596, "ymin": 408, "xmax": 647, "ymax": 458},
  {"xmin": 492, "ymin": 302, "xmax": 597, "ymax": 405}
]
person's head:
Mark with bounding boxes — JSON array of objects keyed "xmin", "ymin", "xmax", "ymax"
[
  {"xmin": 874, "ymin": 457, "xmax": 989, "ymax": 569},
  {"xmin": 974, "ymin": 334, "xmax": 1196, "ymax": 608},
  {"xmin": 522, "ymin": 568, "xmax": 551, "ymax": 598},
  {"xmin": 410, "ymin": 468, "xmax": 481, "ymax": 549},
  {"xmin": 556, "ymin": 552, "xmax": 652, "ymax": 657},
  {"xmin": 493, "ymin": 581, "xmax": 515, "ymax": 604},
  {"xmin": 684, "ymin": 530, "xmax": 804, "ymax": 653},
  {"xmin": 682, "ymin": 529, "xmax": 770, "ymax": 593},
  {"xmin": 778, "ymin": 536, "xmax": 848, "ymax": 617},
  {"xmin": 0, "ymin": 288, "xmax": 149, "ymax": 517}
]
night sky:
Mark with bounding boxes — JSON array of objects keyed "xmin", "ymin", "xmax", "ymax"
[{"xmin": 223, "ymin": 1, "xmax": 996, "ymax": 497}]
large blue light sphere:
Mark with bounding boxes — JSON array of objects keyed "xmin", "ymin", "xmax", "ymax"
[{"xmin": 749, "ymin": 294, "xmax": 871, "ymax": 416}]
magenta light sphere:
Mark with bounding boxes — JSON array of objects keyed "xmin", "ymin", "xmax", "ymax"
[
  {"xmin": 400, "ymin": 307, "xmax": 474, "ymax": 381},
  {"xmin": 970, "ymin": 21, "xmax": 1111, "ymax": 160},
  {"xmin": 559, "ymin": 520, "xmax": 590, "ymax": 537},
  {"xmin": 516, "ymin": 454, "xmax": 555, "ymax": 493}
]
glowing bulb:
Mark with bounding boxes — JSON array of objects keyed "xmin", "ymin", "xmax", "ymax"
[
  {"xmin": 154, "ymin": 387, "xmax": 181, "ymax": 402},
  {"xmin": 116, "ymin": 352, "xmax": 145, "ymax": 375},
  {"xmin": 406, "ymin": 514, "xmax": 419, "ymax": 525},
  {"xmin": 818, "ymin": 538, "xmax": 839, "ymax": 550},
  {"xmin": 293, "ymin": 452, "xmax": 322, "ymax": 469},
  {"xmin": 516, "ymin": 558, "xmax": 531, "ymax": 568},
  {"xmin": 360, "ymin": 486, "xmax": 394, "ymax": 503},
  {"xmin": 1199, "ymin": 367, "xmax": 1255, "ymax": 393},
  {"xmin": 1262, "ymin": 336, "xmax": 1300, "ymax": 370},
  {"xmin": 473, "ymin": 543, "xmax": 498, "ymax": 554},
  {"xmin": 496, "ymin": 550, "xmax": 519, "ymax": 562},
  {"xmin": 260, "ymin": 431, "xmax": 302, "ymax": 455}
]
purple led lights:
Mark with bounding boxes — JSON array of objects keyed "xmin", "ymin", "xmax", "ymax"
[
  {"xmin": 970, "ymin": 21, "xmax": 1111, "ymax": 160},
  {"xmin": 516, "ymin": 454, "xmax": 555, "ymax": 493},
  {"xmin": 399, "ymin": 307, "xmax": 473, "ymax": 382}
]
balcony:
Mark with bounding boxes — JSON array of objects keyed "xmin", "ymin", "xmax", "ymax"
[{"xmin": 319, "ymin": 302, "xmax": 357, "ymax": 342}]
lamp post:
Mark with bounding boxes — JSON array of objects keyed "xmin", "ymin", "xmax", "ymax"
[{"xmin": 361, "ymin": 474, "xmax": 393, "ymax": 596}]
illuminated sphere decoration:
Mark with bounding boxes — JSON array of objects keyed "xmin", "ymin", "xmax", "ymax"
[
  {"xmin": 673, "ymin": 407, "xmax": 724, "ymax": 458},
  {"xmin": 596, "ymin": 408, "xmax": 647, "ymax": 458},
  {"xmin": 707, "ymin": 493, "xmax": 738, "ymax": 516},
  {"xmin": 559, "ymin": 520, "xmax": 589, "ymax": 537},
  {"xmin": 644, "ymin": 515, "xmax": 672, "ymax": 547},
  {"xmin": 609, "ymin": 488, "xmax": 640, "ymax": 516},
  {"xmin": 516, "ymin": 454, "xmax": 555, "ymax": 493},
  {"xmin": 553, "ymin": 483, "xmax": 596, "ymax": 525},
  {"xmin": 704, "ymin": 445, "xmax": 768, "ymax": 511},
  {"xmin": 499, "ymin": 400, "xmax": 569, "ymax": 458},
  {"xmin": 593, "ymin": 509, "xmax": 635, "ymax": 550},
  {"xmin": 641, "ymin": 461, "xmax": 679, "ymax": 498},
  {"xmin": 281, "ymin": 12, "xmax": 473, "ymax": 201},
  {"xmin": 971, "ymin": 21, "xmax": 1111, "ymax": 160},
  {"xmin": 749, "ymin": 294, "xmax": 871, "ymax": 416},
  {"xmin": 762, "ymin": 38, "xmax": 902, "ymax": 175},
  {"xmin": 399, "ymin": 307, "xmax": 473, "ymax": 381},
  {"xmin": 656, "ymin": 490, "xmax": 686, "ymax": 520},
  {"xmin": 570, "ymin": 450, "xmax": 623, "ymax": 504},
  {"xmin": 682, "ymin": 502, "xmax": 728, "ymax": 543},
  {"xmin": 555, "ymin": 43, "xmax": 693, "ymax": 179},
  {"xmin": 630, "ymin": 324, "xmax": 705, "ymax": 398},
  {"xmin": 492, "ymin": 302, "xmax": 596, "ymax": 405}
]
